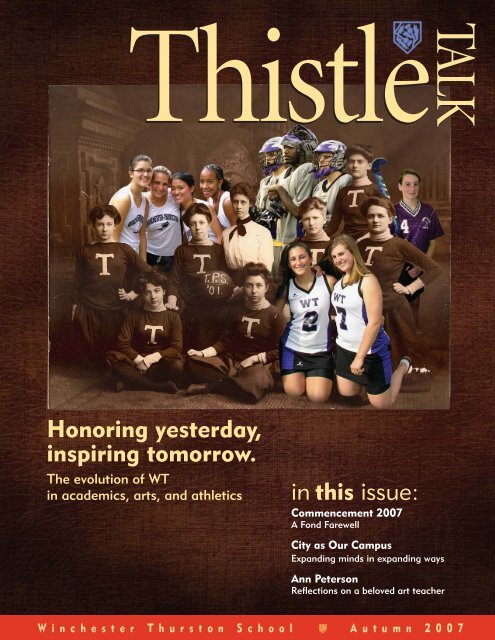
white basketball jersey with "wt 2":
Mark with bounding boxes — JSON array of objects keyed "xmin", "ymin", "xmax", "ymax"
[{"xmin": 282, "ymin": 275, "xmax": 332, "ymax": 354}]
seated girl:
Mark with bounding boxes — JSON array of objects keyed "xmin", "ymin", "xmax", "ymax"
[
  {"xmin": 185, "ymin": 263, "xmax": 286, "ymax": 404},
  {"xmin": 107, "ymin": 271, "xmax": 183, "ymax": 393}
]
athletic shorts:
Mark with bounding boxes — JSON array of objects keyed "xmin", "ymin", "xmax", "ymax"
[
  {"xmin": 146, "ymin": 253, "xmax": 174, "ymax": 272},
  {"xmin": 336, "ymin": 345, "xmax": 392, "ymax": 395},
  {"xmin": 281, "ymin": 345, "xmax": 334, "ymax": 379}
]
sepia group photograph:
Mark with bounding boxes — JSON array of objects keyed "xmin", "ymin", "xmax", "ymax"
[{"xmin": 49, "ymin": 84, "xmax": 450, "ymax": 410}]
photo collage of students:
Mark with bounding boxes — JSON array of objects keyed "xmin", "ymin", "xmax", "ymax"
[{"xmin": 72, "ymin": 124, "xmax": 444, "ymax": 408}]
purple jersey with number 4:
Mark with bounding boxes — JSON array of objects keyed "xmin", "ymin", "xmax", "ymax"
[{"xmin": 394, "ymin": 201, "xmax": 444, "ymax": 253}]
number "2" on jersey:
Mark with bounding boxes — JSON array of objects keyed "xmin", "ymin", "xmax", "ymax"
[{"xmin": 302, "ymin": 311, "xmax": 318, "ymax": 332}]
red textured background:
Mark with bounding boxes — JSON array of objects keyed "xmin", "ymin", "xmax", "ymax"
[{"xmin": 0, "ymin": 0, "xmax": 493, "ymax": 615}]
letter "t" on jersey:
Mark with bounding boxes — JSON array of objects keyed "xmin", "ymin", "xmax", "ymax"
[
  {"xmin": 145, "ymin": 325, "xmax": 164, "ymax": 344},
  {"xmin": 95, "ymin": 253, "xmax": 115, "ymax": 276},
  {"xmin": 347, "ymin": 189, "xmax": 365, "ymax": 208},
  {"xmin": 193, "ymin": 254, "xmax": 211, "ymax": 274},
  {"xmin": 363, "ymin": 245, "xmax": 383, "ymax": 266},
  {"xmin": 242, "ymin": 316, "xmax": 260, "ymax": 339}
]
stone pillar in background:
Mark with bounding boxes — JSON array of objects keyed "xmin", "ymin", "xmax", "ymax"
[{"xmin": 49, "ymin": 86, "xmax": 144, "ymax": 257}]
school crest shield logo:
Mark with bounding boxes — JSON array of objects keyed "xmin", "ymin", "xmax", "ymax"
[
  {"xmin": 319, "ymin": 623, "xmax": 328, "ymax": 634},
  {"xmin": 393, "ymin": 21, "xmax": 422, "ymax": 54}
]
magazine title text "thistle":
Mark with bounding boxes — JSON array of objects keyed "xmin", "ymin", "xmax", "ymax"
[{"xmin": 130, "ymin": 23, "xmax": 476, "ymax": 127}]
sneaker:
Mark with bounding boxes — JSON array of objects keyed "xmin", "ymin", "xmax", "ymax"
[
  {"xmin": 161, "ymin": 381, "xmax": 178, "ymax": 394},
  {"xmin": 399, "ymin": 356, "xmax": 412, "ymax": 374},
  {"xmin": 186, "ymin": 383, "xmax": 209, "ymax": 396}
]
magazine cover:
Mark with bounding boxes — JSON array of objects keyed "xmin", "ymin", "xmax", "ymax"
[{"xmin": 1, "ymin": 0, "xmax": 493, "ymax": 638}]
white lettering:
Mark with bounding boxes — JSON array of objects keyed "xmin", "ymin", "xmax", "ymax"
[
  {"xmin": 194, "ymin": 254, "xmax": 211, "ymax": 274},
  {"xmin": 95, "ymin": 253, "xmax": 114, "ymax": 276},
  {"xmin": 242, "ymin": 317, "xmax": 261, "ymax": 339},
  {"xmin": 363, "ymin": 245, "xmax": 384, "ymax": 266},
  {"xmin": 145, "ymin": 325, "xmax": 164, "ymax": 344}
]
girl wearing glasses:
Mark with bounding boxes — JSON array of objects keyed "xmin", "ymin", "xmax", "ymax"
[{"xmin": 110, "ymin": 154, "xmax": 153, "ymax": 259}]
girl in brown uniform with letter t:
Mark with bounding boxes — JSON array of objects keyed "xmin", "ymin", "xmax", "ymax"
[
  {"xmin": 107, "ymin": 271, "xmax": 183, "ymax": 393},
  {"xmin": 185, "ymin": 263, "xmax": 286, "ymax": 404},
  {"xmin": 72, "ymin": 204, "xmax": 151, "ymax": 367},
  {"xmin": 325, "ymin": 144, "xmax": 381, "ymax": 241},
  {"xmin": 166, "ymin": 203, "xmax": 232, "ymax": 351},
  {"xmin": 356, "ymin": 197, "xmax": 441, "ymax": 374}
]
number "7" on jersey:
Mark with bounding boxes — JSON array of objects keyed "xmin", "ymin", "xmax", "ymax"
[{"xmin": 335, "ymin": 306, "xmax": 348, "ymax": 330}]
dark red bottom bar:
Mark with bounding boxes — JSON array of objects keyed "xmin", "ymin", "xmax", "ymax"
[{"xmin": 0, "ymin": 616, "xmax": 492, "ymax": 640}]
